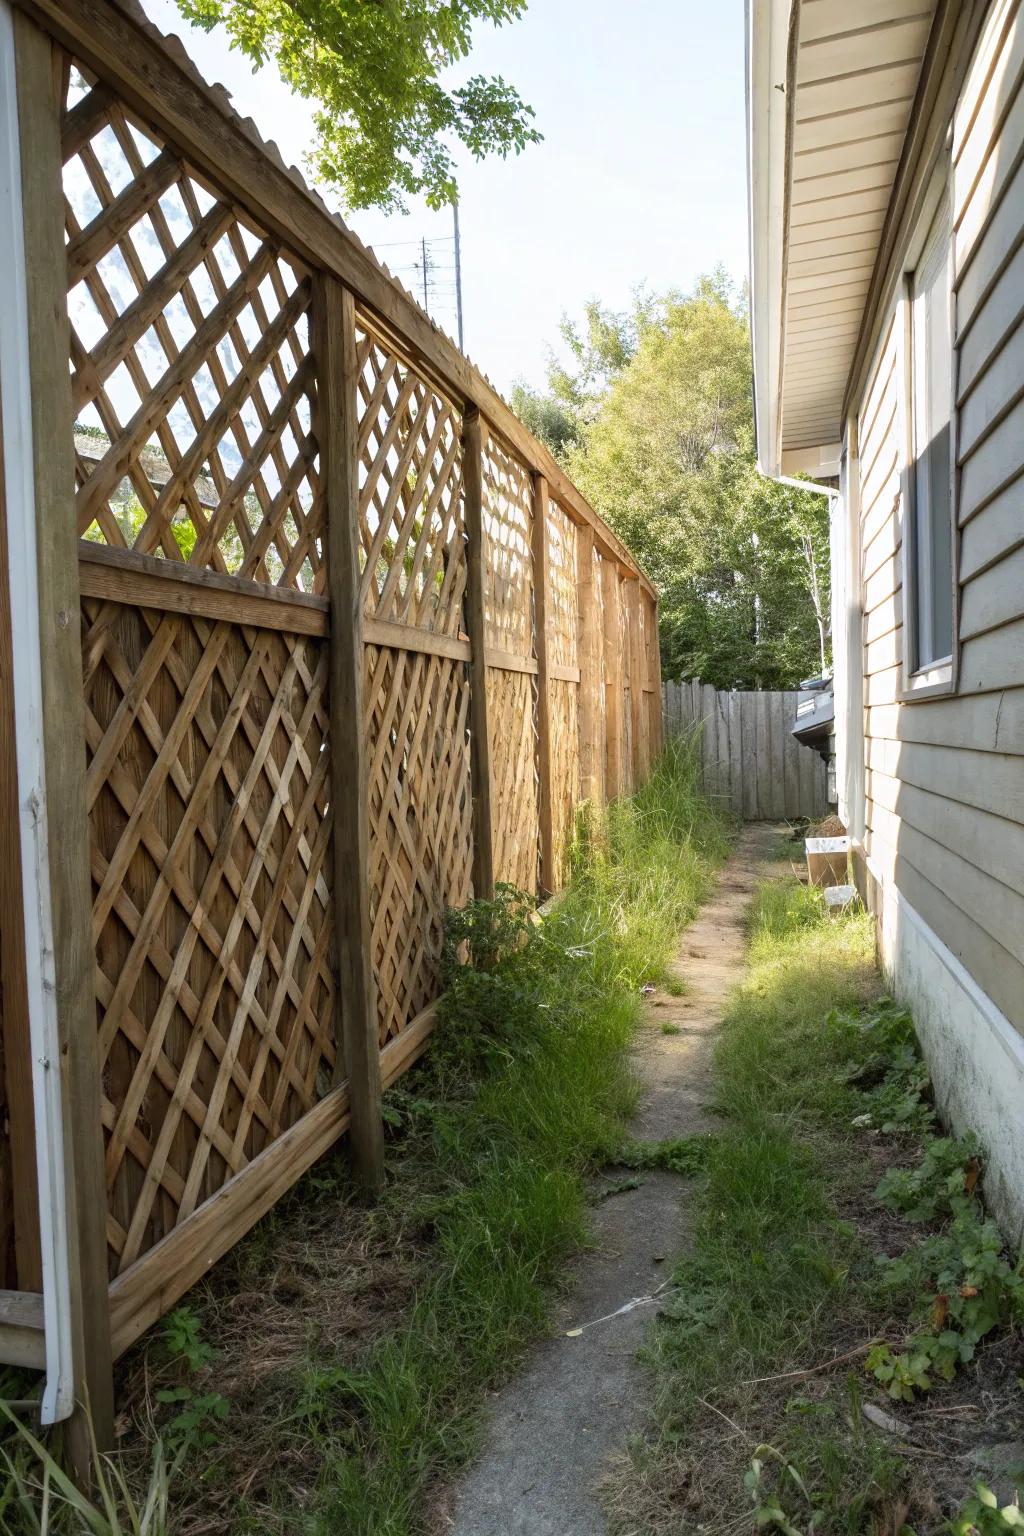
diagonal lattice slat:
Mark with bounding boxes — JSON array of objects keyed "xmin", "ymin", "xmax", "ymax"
[
  {"xmin": 355, "ymin": 323, "xmax": 467, "ymax": 636},
  {"xmin": 84, "ymin": 596, "xmax": 336, "ymax": 1275},
  {"xmin": 364, "ymin": 644, "xmax": 473, "ymax": 1043},
  {"xmin": 546, "ymin": 499, "xmax": 580, "ymax": 885},
  {"xmin": 63, "ymin": 65, "xmax": 323, "ymax": 593},
  {"xmin": 481, "ymin": 430, "xmax": 539, "ymax": 890}
]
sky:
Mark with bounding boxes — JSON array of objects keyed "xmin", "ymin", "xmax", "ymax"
[{"xmin": 142, "ymin": 0, "xmax": 750, "ymax": 397}]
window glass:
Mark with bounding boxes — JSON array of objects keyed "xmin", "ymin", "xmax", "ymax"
[{"xmin": 910, "ymin": 199, "xmax": 953, "ymax": 670}]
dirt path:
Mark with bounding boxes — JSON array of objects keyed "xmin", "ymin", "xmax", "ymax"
[{"xmin": 446, "ymin": 823, "xmax": 782, "ymax": 1536}]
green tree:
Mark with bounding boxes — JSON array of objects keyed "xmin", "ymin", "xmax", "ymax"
[
  {"xmin": 175, "ymin": 0, "xmax": 541, "ymax": 211},
  {"xmin": 552, "ymin": 272, "xmax": 830, "ymax": 690},
  {"xmin": 510, "ymin": 292, "xmax": 654, "ymax": 459}
]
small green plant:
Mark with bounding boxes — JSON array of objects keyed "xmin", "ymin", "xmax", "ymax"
[
  {"xmin": 663, "ymin": 976, "xmax": 687, "ymax": 997},
  {"xmin": 743, "ymin": 1443, "xmax": 819, "ymax": 1535},
  {"xmin": 950, "ymin": 1483, "xmax": 1024, "ymax": 1534},
  {"xmin": 161, "ymin": 1305, "xmax": 213, "ymax": 1373},
  {"xmin": 661, "ymin": 1020, "xmax": 682, "ymax": 1035},
  {"xmin": 868, "ymin": 1205, "xmax": 1024, "ymax": 1398},
  {"xmin": 615, "ymin": 1135, "xmax": 714, "ymax": 1176},
  {"xmin": 154, "ymin": 1387, "xmax": 230, "ymax": 1452},
  {"xmin": 876, "ymin": 1134, "xmax": 982, "ymax": 1222}
]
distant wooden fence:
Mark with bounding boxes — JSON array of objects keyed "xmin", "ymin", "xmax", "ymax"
[
  {"xmin": 663, "ymin": 679, "xmax": 827, "ymax": 820},
  {"xmin": 0, "ymin": 0, "xmax": 661, "ymax": 1437}
]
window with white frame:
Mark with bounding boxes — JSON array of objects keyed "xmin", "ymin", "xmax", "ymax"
[{"xmin": 906, "ymin": 193, "xmax": 954, "ymax": 679}]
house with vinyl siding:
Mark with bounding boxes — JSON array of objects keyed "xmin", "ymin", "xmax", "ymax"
[{"xmin": 747, "ymin": 0, "xmax": 1024, "ymax": 1239}]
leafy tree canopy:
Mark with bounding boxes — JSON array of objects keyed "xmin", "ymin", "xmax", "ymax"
[
  {"xmin": 175, "ymin": 0, "xmax": 541, "ymax": 211},
  {"xmin": 516, "ymin": 270, "xmax": 831, "ymax": 690}
]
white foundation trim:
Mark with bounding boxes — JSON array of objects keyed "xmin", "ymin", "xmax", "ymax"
[{"xmin": 865, "ymin": 851, "xmax": 1024, "ymax": 1243}]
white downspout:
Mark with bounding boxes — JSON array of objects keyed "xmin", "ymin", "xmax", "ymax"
[{"xmin": 0, "ymin": 0, "xmax": 76, "ymax": 1425}]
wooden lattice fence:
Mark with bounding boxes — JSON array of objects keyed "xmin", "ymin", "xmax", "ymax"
[{"xmin": 0, "ymin": 0, "xmax": 661, "ymax": 1439}]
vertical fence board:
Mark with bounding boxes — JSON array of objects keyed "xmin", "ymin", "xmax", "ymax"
[
  {"xmin": 315, "ymin": 278, "xmax": 384, "ymax": 1194},
  {"xmin": 16, "ymin": 8, "xmax": 115, "ymax": 1453},
  {"xmin": 662, "ymin": 679, "xmax": 826, "ymax": 821},
  {"xmin": 461, "ymin": 410, "xmax": 494, "ymax": 900},
  {"xmin": 531, "ymin": 474, "xmax": 555, "ymax": 894},
  {"xmin": 602, "ymin": 562, "xmax": 624, "ymax": 800}
]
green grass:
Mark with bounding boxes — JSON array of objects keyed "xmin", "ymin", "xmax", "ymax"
[
  {"xmin": 0, "ymin": 735, "xmax": 730, "ymax": 1536},
  {"xmin": 303, "ymin": 736, "xmax": 731, "ymax": 1532},
  {"xmin": 608, "ymin": 874, "xmax": 1024, "ymax": 1536},
  {"xmin": 607, "ymin": 874, "xmax": 903, "ymax": 1536}
]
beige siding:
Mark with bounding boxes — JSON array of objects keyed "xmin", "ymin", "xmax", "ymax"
[{"xmin": 855, "ymin": 0, "xmax": 1024, "ymax": 1037}]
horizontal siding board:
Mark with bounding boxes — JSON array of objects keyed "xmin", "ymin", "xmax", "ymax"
[
  {"xmin": 959, "ymin": 477, "xmax": 1024, "ymax": 579},
  {"xmin": 956, "ymin": 315, "xmax": 1024, "ymax": 461},
  {"xmin": 956, "ymin": 237, "xmax": 1024, "ymax": 396},
  {"xmin": 957, "ymin": 392, "xmax": 1024, "ymax": 521},
  {"xmin": 890, "ymin": 849, "xmax": 1024, "ymax": 1036},
  {"xmin": 956, "ymin": 57, "xmax": 1024, "ymax": 270},
  {"xmin": 865, "ymin": 734, "xmax": 1024, "ymax": 822},
  {"xmin": 959, "ymin": 615, "xmax": 1024, "ymax": 694},
  {"xmin": 866, "ymin": 687, "xmax": 1024, "ymax": 754},
  {"xmin": 956, "ymin": 155, "xmax": 1024, "ymax": 327},
  {"xmin": 959, "ymin": 544, "xmax": 1024, "ymax": 638},
  {"xmin": 867, "ymin": 770, "xmax": 1024, "ymax": 900}
]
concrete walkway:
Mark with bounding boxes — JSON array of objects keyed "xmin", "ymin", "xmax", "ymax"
[{"xmin": 446, "ymin": 823, "xmax": 781, "ymax": 1536}]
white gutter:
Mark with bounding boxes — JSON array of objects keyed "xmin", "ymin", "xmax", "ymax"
[
  {"xmin": 746, "ymin": 0, "xmax": 792, "ymax": 481},
  {"xmin": 0, "ymin": 0, "xmax": 76, "ymax": 1425}
]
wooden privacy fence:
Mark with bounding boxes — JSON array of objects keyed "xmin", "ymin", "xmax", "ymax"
[
  {"xmin": 0, "ymin": 0, "xmax": 662, "ymax": 1439},
  {"xmin": 663, "ymin": 679, "xmax": 827, "ymax": 820}
]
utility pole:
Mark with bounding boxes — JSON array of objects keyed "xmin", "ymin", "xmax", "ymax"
[
  {"xmin": 420, "ymin": 235, "xmax": 429, "ymax": 310},
  {"xmin": 453, "ymin": 200, "xmax": 464, "ymax": 351}
]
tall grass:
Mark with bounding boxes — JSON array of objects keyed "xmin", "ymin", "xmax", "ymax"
[
  {"xmin": 1, "ymin": 735, "xmax": 730, "ymax": 1536},
  {"xmin": 308, "ymin": 734, "xmax": 730, "ymax": 1533},
  {"xmin": 607, "ymin": 876, "xmax": 897, "ymax": 1536}
]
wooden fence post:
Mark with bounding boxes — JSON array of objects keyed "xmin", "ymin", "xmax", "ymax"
[
  {"xmin": 577, "ymin": 526, "xmax": 601, "ymax": 804},
  {"xmin": 625, "ymin": 578, "xmax": 645, "ymax": 788},
  {"xmin": 531, "ymin": 474, "xmax": 555, "ymax": 894},
  {"xmin": 601, "ymin": 560, "xmax": 624, "ymax": 801},
  {"xmin": 461, "ymin": 408, "xmax": 495, "ymax": 899},
  {"xmin": 646, "ymin": 592, "xmax": 664, "ymax": 759},
  {"xmin": 312, "ymin": 276, "xmax": 385, "ymax": 1196},
  {"xmin": 14, "ymin": 9, "xmax": 114, "ymax": 1459}
]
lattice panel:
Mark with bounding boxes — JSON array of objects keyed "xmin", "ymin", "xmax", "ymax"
[
  {"xmin": 488, "ymin": 668, "xmax": 540, "ymax": 892},
  {"xmin": 63, "ymin": 65, "xmax": 322, "ymax": 592},
  {"xmin": 365, "ymin": 645, "xmax": 473, "ymax": 1043},
  {"xmin": 84, "ymin": 600, "xmax": 335, "ymax": 1275},
  {"xmin": 549, "ymin": 682, "xmax": 580, "ymax": 890},
  {"xmin": 482, "ymin": 432, "xmax": 534, "ymax": 653},
  {"xmin": 355, "ymin": 323, "xmax": 467, "ymax": 636},
  {"xmin": 547, "ymin": 500, "xmax": 578, "ymax": 669}
]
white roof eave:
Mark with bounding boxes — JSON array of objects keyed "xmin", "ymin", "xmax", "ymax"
[{"xmin": 746, "ymin": 0, "xmax": 793, "ymax": 481}]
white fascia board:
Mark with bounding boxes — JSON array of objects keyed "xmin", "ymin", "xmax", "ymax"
[{"xmin": 746, "ymin": 0, "xmax": 792, "ymax": 480}]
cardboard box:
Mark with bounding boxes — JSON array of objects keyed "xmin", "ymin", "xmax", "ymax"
[{"xmin": 805, "ymin": 835, "xmax": 849, "ymax": 887}]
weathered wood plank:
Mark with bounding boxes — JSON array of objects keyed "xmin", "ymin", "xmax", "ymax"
[
  {"xmin": 601, "ymin": 560, "xmax": 624, "ymax": 798},
  {"xmin": 313, "ymin": 276, "xmax": 384, "ymax": 1196},
  {"xmin": 15, "ymin": 5, "xmax": 114, "ymax": 1452},
  {"xmin": 532, "ymin": 474, "xmax": 555, "ymax": 894},
  {"xmin": 461, "ymin": 409, "xmax": 494, "ymax": 899}
]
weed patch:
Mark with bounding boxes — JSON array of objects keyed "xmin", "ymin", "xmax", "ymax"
[
  {"xmin": 1, "ymin": 737, "xmax": 729, "ymax": 1536},
  {"xmin": 607, "ymin": 868, "xmax": 1024, "ymax": 1536}
]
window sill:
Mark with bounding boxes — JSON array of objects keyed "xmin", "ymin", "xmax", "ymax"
[{"xmin": 899, "ymin": 657, "xmax": 954, "ymax": 702}]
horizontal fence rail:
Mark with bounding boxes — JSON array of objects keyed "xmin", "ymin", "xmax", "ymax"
[
  {"xmin": 0, "ymin": 0, "xmax": 663, "ymax": 1434},
  {"xmin": 663, "ymin": 679, "xmax": 827, "ymax": 820}
]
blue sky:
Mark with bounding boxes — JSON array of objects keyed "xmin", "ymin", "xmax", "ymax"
[{"xmin": 142, "ymin": 0, "xmax": 749, "ymax": 395}]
